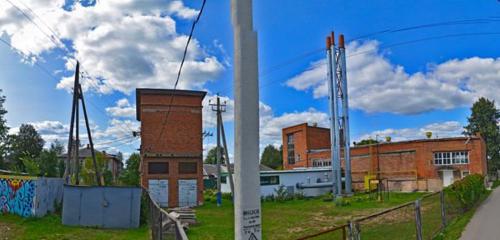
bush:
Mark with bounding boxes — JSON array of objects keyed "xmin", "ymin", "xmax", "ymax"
[
  {"xmin": 334, "ymin": 197, "xmax": 351, "ymax": 207},
  {"xmin": 446, "ymin": 174, "xmax": 486, "ymax": 211},
  {"xmin": 140, "ymin": 192, "xmax": 150, "ymax": 226},
  {"xmin": 492, "ymin": 180, "xmax": 500, "ymax": 189}
]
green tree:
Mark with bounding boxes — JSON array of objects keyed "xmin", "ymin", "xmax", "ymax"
[
  {"xmin": 38, "ymin": 149, "xmax": 59, "ymax": 177},
  {"xmin": 354, "ymin": 138, "xmax": 379, "ymax": 146},
  {"xmin": 50, "ymin": 140, "xmax": 66, "ymax": 177},
  {"xmin": 260, "ymin": 144, "xmax": 282, "ymax": 169},
  {"xmin": 464, "ymin": 97, "xmax": 500, "ymax": 173},
  {"xmin": 20, "ymin": 156, "xmax": 40, "ymax": 176},
  {"xmin": 8, "ymin": 124, "xmax": 44, "ymax": 171},
  {"xmin": 81, "ymin": 152, "xmax": 112, "ymax": 186},
  {"xmin": 120, "ymin": 153, "xmax": 141, "ymax": 186},
  {"xmin": 0, "ymin": 90, "xmax": 8, "ymax": 168},
  {"xmin": 204, "ymin": 146, "xmax": 226, "ymax": 164}
]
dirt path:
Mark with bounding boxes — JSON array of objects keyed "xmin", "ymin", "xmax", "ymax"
[
  {"xmin": 460, "ymin": 187, "xmax": 500, "ymax": 240},
  {"xmin": 0, "ymin": 220, "xmax": 17, "ymax": 240}
]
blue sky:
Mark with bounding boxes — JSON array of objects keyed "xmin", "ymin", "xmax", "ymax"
[{"xmin": 1, "ymin": 0, "xmax": 500, "ymax": 160}]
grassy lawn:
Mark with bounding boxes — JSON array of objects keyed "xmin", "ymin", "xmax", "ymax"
[
  {"xmin": 434, "ymin": 190, "xmax": 492, "ymax": 240},
  {"xmin": 0, "ymin": 214, "xmax": 149, "ymax": 240},
  {"xmin": 188, "ymin": 192, "xmax": 426, "ymax": 240}
]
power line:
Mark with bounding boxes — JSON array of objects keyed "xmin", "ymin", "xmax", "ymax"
[
  {"xmin": 3, "ymin": 0, "xmax": 64, "ymax": 49},
  {"xmin": 157, "ymin": 0, "xmax": 207, "ymax": 142},
  {"xmin": 16, "ymin": 0, "xmax": 65, "ymax": 45},
  {"xmin": 214, "ymin": 17, "xmax": 500, "ymax": 96},
  {"xmin": 241, "ymin": 31, "xmax": 500, "ymax": 94},
  {"xmin": 0, "ymin": 37, "xmax": 59, "ymax": 82}
]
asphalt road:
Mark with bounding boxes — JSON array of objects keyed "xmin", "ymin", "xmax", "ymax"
[{"xmin": 460, "ymin": 187, "xmax": 500, "ymax": 240}]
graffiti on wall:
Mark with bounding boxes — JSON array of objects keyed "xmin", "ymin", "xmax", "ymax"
[{"xmin": 0, "ymin": 176, "xmax": 36, "ymax": 217}]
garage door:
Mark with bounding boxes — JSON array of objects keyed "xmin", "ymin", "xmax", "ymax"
[
  {"xmin": 148, "ymin": 179, "xmax": 168, "ymax": 207},
  {"xmin": 178, "ymin": 179, "xmax": 197, "ymax": 207}
]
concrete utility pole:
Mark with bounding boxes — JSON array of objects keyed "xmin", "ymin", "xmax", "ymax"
[{"xmin": 231, "ymin": 0, "xmax": 262, "ymax": 239}]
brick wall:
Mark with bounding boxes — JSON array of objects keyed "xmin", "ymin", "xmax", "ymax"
[
  {"xmin": 282, "ymin": 123, "xmax": 488, "ymax": 192},
  {"xmin": 137, "ymin": 89, "xmax": 206, "ymax": 207}
]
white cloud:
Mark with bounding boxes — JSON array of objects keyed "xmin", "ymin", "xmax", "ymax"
[
  {"xmin": 356, "ymin": 121, "xmax": 464, "ymax": 143},
  {"xmin": 106, "ymin": 98, "xmax": 136, "ymax": 118},
  {"xmin": 285, "ymin": 40, "xmax": 500, "ymax": 114},
  {"xmin": 0, "ymin": 0, "xmax": 224, "ymax": 94},
  {"xmin": 8, "ymin": 120, "xmax": 68, "ymax": 147}
]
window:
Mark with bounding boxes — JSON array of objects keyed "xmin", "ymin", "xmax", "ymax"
[
  {"xmin": 461, "ymin": 171, "xmax": 470, "ymax": 178},
  {"xmin": 221, "ymin": 176, "xmax": 227, "ymax": 184},
  {"xmin": 260, "ymin": 176, "xmax": 280, "ymax": 186},
  {"xmin": 179, "ymin": 162, "xmax": 197, "ymax": 174},
  {"xmin": 313, "ymin": 159, "xmax": 332, "ymax": 167},
  {"xmin": 287, "ymin": 134, "xmax": 295, "ymax": 164},
  {"xmin": 148, "ymin": 162, "xmax": 169, "ymax": 174},
  {"xmin": 433, "ymin": 151, "xmax": 469, "ymax": 165}
]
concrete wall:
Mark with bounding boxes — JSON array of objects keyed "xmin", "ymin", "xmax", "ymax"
[
  {"xmin": 62, "ymin": 185, "xmax": 141, "ymax": 229},
  {"xmin": 221, "ymin": 169, "xmax": 333, "ymax": 197},
  {"xmin": 0, "ymin": 175, "xmax": 63, "ymax": 218}
]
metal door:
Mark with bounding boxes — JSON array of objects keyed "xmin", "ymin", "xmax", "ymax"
[
  {"xmin": 148, "ymin": 179, "xmax": 168, "ymax": 207},
  {"xmin": 178, "ymin": 179, "xmax": 197, "ymax": 207},
  {"xmin": 442, "ymin": 170, "xmax": 454, "ymax": 187}
]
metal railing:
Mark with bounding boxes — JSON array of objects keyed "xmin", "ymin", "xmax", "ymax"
[
  {"xmin": 142, "ymin": 189, "xmax": 188, "ymax": 240},
  {"xmin": 297, "ymin": 191, "xmax": 467, "ymax": 240}
]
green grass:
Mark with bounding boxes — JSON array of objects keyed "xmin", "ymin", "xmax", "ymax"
[
  {"xmin": 434, "ymin": 190, "xmax": 492, "ymax": 240},
  {"xmin": 0, "ymin": 214, "xmax": 149, "ymax": 240},
  {"xmin": 492, "ymin": 180, "xmax": 500, "ymax": 189},
  {"xmin": 188, "ymin": 192, "xmax": 425, "ymax": 240}
]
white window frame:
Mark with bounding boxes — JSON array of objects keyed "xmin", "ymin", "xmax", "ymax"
[{"xmin": 433, "ymin": 151, "xmax": 469, "ymax": 166}]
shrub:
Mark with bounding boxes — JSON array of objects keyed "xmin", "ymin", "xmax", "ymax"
[
  {"xmin": 446, "ymin": 174, "xmax": 486, "ymax": 211},
  {"xmin": 334, "ymin": 197, "xmax": 351, "ymax": 207},
  {"xmin": 492, "ymin": 180, "xmax": 500, "ymax": 189}
]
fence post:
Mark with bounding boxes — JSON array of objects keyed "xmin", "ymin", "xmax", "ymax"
[
  {"xmin": 440, "ymin": 191, "xmax": 446, "ymax": 228},
  {"xmin": 348, "ymin": 221, "xmax": 360, "ymax": 240},
  {"xmin": 415, "ymin": 199, "xmax": 423, "ymax": 240}
]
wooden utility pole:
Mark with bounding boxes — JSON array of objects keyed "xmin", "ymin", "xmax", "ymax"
[
  {"xmin": 219, "ymin": 109, "xmax": 235, "ymax": 197},
  {"xmin": 210, "ymin": 95, "xmax": 226, "ymax": 206},
  {"xmin": 64, "ymin": 61, "xmax": 102, "ymax": 186}
]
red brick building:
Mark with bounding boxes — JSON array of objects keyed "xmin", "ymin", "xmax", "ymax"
[
  {"xmin": 282, "ymin": 123, "xmax": 487, "ymax": 191},
  {"xmin": 136, "ymin": 89, "xmax": 206, "ymax": 207}
]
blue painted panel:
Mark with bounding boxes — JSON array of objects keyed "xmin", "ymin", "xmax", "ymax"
[{"xmin": 62, "ymin": 185, "xmax": 141, "ymax": 229}]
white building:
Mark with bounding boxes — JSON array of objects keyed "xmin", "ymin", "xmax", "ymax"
[{"xmin": 220, "ymin": 168, "xmax": 334, "ymax": 197}]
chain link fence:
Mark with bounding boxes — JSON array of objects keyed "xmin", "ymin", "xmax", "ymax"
[{"xmin": 298, "ymin": 190, "xmax": 477, "ymax": 240}]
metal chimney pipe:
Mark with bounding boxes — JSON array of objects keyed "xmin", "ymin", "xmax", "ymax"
[
  {"xmin": 330, "ymin": 32, "xmax": 342, "ymax": 196},
  {"xmin": 339, "ymin": 34, "xmax": 352, "ymax": 194},
  {"xmin": 326, "ymin": 32, "xmax": 340, "ymax": 196}
]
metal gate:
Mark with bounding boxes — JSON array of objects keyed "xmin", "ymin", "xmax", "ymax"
[
  {"xmin": 149, "ymin": 179, "xmax": 168, "ymax": 207},
  {"xmin": 178, "ymin": 179, "xmax": 197, "ymax": 207}
]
